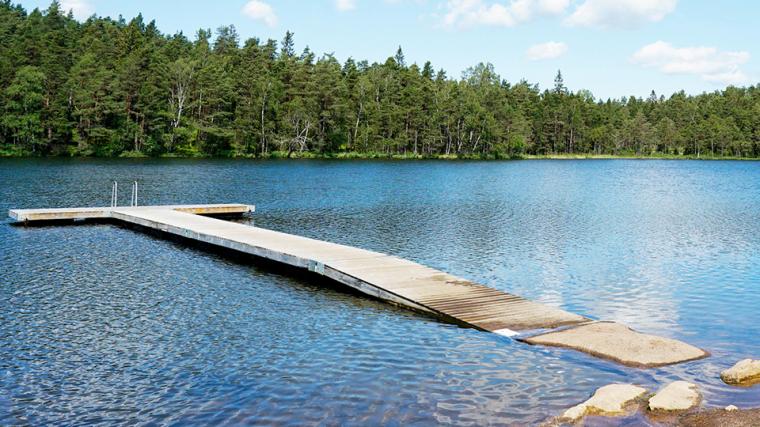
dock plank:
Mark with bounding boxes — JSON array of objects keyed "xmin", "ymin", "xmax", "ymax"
[{"xmin": 109, "ymin": 207, "xmax": 591, "ymax": 333}]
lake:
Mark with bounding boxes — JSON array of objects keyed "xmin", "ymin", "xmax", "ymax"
[{"xmin": 1, "ymin": 158, "xmax": 759, "ymax": 425}]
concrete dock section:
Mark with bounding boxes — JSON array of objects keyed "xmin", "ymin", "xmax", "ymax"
[
  {"xmin": 9, "ymin": 203, "xmax": 253, "ymax": 222},
  {"xmin": 8, "ymin": 203, "xmax": 708, "ymax": 367}
]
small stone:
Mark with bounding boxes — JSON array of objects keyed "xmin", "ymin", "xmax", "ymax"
[
  {"xmin": 648, "ymin": 381, "xmax": 701, "ymax": 412},
  {"xmin": 725, "ymin": 405, "xmax": 739, "ymax": 411},
  {"xmin": 720, "ymin": 359, "xmax": 760, "ymax": 386},
  {"xmin": 561, "ymin": 383, "xmax": 647, "ymax": 421}
]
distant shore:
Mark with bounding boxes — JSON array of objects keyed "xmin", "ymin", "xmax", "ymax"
[{"xmin": 1, "ymin": 150, "xmax": 758, "ymax": 161}]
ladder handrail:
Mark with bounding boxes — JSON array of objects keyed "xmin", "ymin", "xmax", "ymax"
[
  {"xmin": 131, "ymin": 181, "xmax": 138, "ymax": 207},
  {"xmin": 112, "ymin": 180, "xmax": 140, "ymax": 207},
  {"xmin": 111, "ymin": 181, "xmax": 118, "ymax": 207}
]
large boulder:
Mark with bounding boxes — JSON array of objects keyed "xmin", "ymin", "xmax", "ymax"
[
  {"xmin": 720, "ymin": 359, "xmax": 760, "ymax": 386},
  {"xmin": 522, "ymin": 321, "xmax": 708, "ymax": 368},
  {"xmin": 561, "ymin": 383, "xmax": 647, "ymax": 421},
  {"xmin": 648, "ymin": 381, "xmax": 701, "ymax": 412}
]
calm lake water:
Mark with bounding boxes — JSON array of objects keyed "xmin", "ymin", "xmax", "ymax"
[{"xmin": 1, "ymin": 158, "xmax": 759, "ymax": 425}]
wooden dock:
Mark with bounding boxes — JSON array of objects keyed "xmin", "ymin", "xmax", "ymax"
[{"xmin": 9, "ymin": 204, "xmax": 708, "ymax": 368}]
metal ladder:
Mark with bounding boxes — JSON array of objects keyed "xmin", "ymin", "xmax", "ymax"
[{"xmin": 111, "ymin": 181, "xmax": 139, "ymax": 207}]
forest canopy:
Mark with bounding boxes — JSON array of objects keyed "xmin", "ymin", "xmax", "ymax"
[{"xmin": 1, "ymin": 1, "xmax": 759, "ymax": 158}]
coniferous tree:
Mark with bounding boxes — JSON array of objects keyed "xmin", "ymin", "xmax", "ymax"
[
  {"xmin": 3, "ymin": 65, "xmax": 46, "ymax": 151},
  {"xmin": 0, "ymin": 1, "xmax": 758, "ymax": 158}
]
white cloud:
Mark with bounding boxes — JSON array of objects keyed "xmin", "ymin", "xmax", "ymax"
[
  {"xmin": 242, "ymin": 0, "xmax": 278, "ymax": 27},
  {"xmin": 537, "ymin": 0, "xmax": 570, "ymax": 15},
  {"xmin": 60, "ymin": 0, "xmax": 93, "ymax": 20},
  {"xmin": 442, "ymin": 0, "xmax": 570, "ymax": 28},
  {"xmin": 336, "ymin": 0, "xmax": 357, "ymax": 11},
  {"xmin": 565, "ymin": 0, "xmax": 677, "ymax": 29},
  {"xmin": 702, "ymin": 70, "xmax": 749, "ymax": 86},
  {"xmin": 631, "ymin": 41, "xmax": 750, "ymax": 86},
  {"xmin": 526, "ymin": 41, "xmax": 567, "ymax": 60}
]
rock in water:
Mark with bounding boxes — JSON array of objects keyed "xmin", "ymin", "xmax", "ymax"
[
  {"xmin": 648, "ymin": 381, "xmax": 701, "ymax": 411},
  {"xmin": 522, "ymin": 321, "xmax": 708, "ymax": 368},
  {"xmin": 721, "ymin": 359, "xmax": 760, "ymax": 386},
  {"xmin": 561, "ymin": 384, "xmax": 647, "ymax": 421}
]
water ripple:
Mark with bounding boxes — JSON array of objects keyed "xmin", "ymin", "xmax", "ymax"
[{"xmin": 1, "ymin": 158, "xmax": 759, "ymax": 425}]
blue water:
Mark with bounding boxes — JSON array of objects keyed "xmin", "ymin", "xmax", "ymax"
[{"xmin": 1, "ymin": 159, "xmax": 759, "ymax": 425}]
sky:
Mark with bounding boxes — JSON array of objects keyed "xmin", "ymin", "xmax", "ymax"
[{"xmin": 17, "ymin": 0, "xmax": 759, "ymax": 100}]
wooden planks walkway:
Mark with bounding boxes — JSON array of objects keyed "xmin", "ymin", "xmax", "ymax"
[
  {"xmin": 111, "ymin": 207, "xmax": 588, "ymax": 335},
  {"xmin": 8, "ymin": 204, "xmax": 708, "ymax": 367}
]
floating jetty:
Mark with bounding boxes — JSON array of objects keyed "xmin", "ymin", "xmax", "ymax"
[{"xmin": 9, "ymin": 203, "xmax": 708, "ymax": 367}]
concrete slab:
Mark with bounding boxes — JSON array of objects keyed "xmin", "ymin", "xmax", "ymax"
[{"xmin": 9, "ymin": 204, "xmax": 253, "ymax": 222}]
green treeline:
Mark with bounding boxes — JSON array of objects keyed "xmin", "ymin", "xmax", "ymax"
[{"xmin": 1, "ymin": 2, "xmax": 759, "ymax": 158}]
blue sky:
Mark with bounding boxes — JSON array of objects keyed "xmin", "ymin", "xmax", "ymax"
[{"xmin": 18, "ymin": 0, "xmax": 759, "ymax": 99}]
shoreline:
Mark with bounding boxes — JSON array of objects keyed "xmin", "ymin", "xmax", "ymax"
[
  {"xmin": 677, "ymin": 407, "xmax": 760, "ymax": 426},
  {"xmin": 1, "ymin": 151, "xmax": 758, "ymax": 161},
  {"xmin": 562, "ymin": 406, "xmax": 760, "ymax": 427}
]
